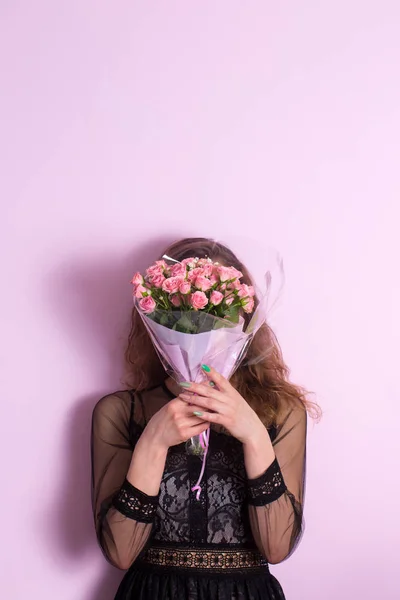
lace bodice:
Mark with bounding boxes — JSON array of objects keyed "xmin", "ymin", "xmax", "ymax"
[{"xmin": 91, "ymin": 382, "xmax": 306, "ymax": 577}]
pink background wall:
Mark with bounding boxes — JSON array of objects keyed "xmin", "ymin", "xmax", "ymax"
[{"xmin": 2, "ymin": 2, "xmax": 400, "ymax": 599}]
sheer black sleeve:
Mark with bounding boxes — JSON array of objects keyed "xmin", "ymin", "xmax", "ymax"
[
  {"xmin": 247, "ymin": 404, "xmax": 307, "ymax": 564},
  {"xmin": 91, "ymin": 391, "xmax": 158, "ymax": 570}
]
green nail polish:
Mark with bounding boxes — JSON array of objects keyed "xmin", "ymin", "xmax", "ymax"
[
  {"xmin": 180, "ymin": 382, "xmax": 191, "ymax": 388},
  {"xmin": 193, "ymin": 411, "xmax": 204, "ymax": 417},
  {"xmin": 209, "ymin": 381, "xmax": 215, "ymax": 387},
  {"xmin": 201, "ymin": 364, "xmax": 211, "ymax": 372}
]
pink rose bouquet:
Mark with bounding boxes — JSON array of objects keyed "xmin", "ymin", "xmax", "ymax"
[
  {"xmin": 131, "ymin": 257, "xmax": 256, "ymax": 330},
  {"xmin": 130, "ymin": 255, "xmax": 270, "ymax": 500}
]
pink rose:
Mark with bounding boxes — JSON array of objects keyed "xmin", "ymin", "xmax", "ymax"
[
  {"xmin": 179, "ymin": 281, "xmax": 191, "ymax": 294},
  {"xmin": 139, "ymin": 296, "xmax": 156, "ymax": 314},
  {"xmin": 225, "ymin": 295, "xmax": 234, "ymax": 306},
  {"xmin": 146, "ymin": 260, "xmax": 169, "ymax": 277},
  {"xmin": 209, "ymin": 273, "xmax": 219, "ymax": 286},
  {"xmin": 190, "ymin": 291, "xmax": 208, "ymax": 310},
  {"xmin": 162, "ymin": 276, "xmax": 184, "ymax": 294},
  {"xmin": 155, "ymin": 260, "xmax": 168, "ymax": 271},
  {"xmin": 131, "ymin": 272, "xmax": 144, "ymax": 285},
  {"xmin": 194, "ymin": 275, "xmax": 212, "ymax": 292},
  {"xmin": 200, "ymin": 263, "xmax": 214, "ymax": 277},
  {"xmin": 182, "ymin": 257, "xmax": 197, "ymax": 269},
  {"xmin": 238, "ymin": 283, "xmax": 254, "ymax": 298},
  {"xmin": 218, "ymin": 266, "xmax": 243, "ymax": 282},
  {"xmin": 134, "ymin": 284, "xmax": 148, "ymax": 298},
  {"xmin": 170, "ymin": 294, "xmax": 182, "ymax": 307},
  {"xmin": 187, "ymin": 267, "xmax": 205, "ymax": 283},
  {"xmin": 146, "ymin": 264, "xmax": 162, "ymax": 277},
  {"xmin": 227, "ymin": 278, "xmax": 242, "ymax": 291},
  {"xmin": 210, "ymin": 290, "xmax": 224, "ymax": 306},
  {"xmin": 242, "ymin": 297, "xmax": 255, "ymax": 314},
  {"xmin": 170, "ymin": 263, "xmax": 186, "ymax": 277},
  {"xmin": 227, "ymin": 266, "xmax": 243, "ymax": 279},
  {"xmin": 148, "ymin": 272, "xmax": 166, "ymax": 288}
]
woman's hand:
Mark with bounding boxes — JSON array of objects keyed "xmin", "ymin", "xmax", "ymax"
[
  {"xmin": 141, "ymin": 396, "xmax": 209, "ymax": 452},
  {"xmin": 178, "ymin": 365, "xmax": 266, "ymax": 445}
]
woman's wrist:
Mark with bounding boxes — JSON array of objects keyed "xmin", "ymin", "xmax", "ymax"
[
  {"xmin": 126, "ymin": 429, "xmax": 168, "ymax": 497},
  {"xmin": 241, "ymin": 417, "xmax": 269, "ymax": 449},
  {"xmin": 137, "ymin": 428, "xmax": 169, "ymax": 458},
  {"xmin": 242, "ymin": 423, "xmax": 275, "ymax": 479}
]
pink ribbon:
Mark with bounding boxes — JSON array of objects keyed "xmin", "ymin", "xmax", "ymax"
[{"xmin": 191, "ymin": 428, "xmax": 210, "ymax": 500}]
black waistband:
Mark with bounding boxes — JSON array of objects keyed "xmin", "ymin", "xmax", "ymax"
[{"xmin": 138, "ymin": 544, "xmax": 269, "ymax": 574}]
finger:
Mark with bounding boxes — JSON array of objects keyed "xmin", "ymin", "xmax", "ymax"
[
  {"xmin": 180, "ymin": 381, "xmax": 226, "ymax": 401},
  {"xmin": 171, "ymin": 397, "xmax": 194, "ymax": 408},
  {"xmin": 184, "ymin": 401, "xmax": 217, "ymax": 417},
  {"xmin": 179, "ymin": 392, "xmax": 226, "ymax": 414},
  {"xmin": 182, "ymin": 401, "xmax": 213, "ymax": 415},
  {"xmin": 180, "ymin": 415, "xmax": 208, "ymax": 427},
  {"xmin": 174, "ymin": 398, "xmax": 213, "ymax": 417},
  {"xmin": 187, "ymin": 422, "xmax": 210, "ymax": 437},
  {"xmin": 200, "ymin": 364, "xmax": 232, "ymax": 392},
  {"xmin": 191, "ymin": 410, "xmax": 224, "ymax": 426}
]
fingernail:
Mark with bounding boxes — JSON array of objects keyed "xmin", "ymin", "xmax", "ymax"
[
  {"xmin": 201, "ymin": 364, "xmax": 211, "ymax": 372},
  {"xmin": 180, "ymin": 382, "xmax": 191, "ymax": 388},
  {"xmin": 209, "ymin": 381, "xmax": 215, "ymax": 387},
  {"xmin": 193, "ymin": 411, "xmax": 204, "ymax": 417}
]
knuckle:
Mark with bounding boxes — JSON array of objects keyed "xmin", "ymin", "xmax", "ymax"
[
  {"xmin": 168, "ymin": 400, "xmax": 181, "ymax": 417},
  {"xmin": 177, "ymin": 424, "xmax": 186, "ymax": 438}
]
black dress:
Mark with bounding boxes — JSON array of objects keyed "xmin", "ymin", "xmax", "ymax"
[{"xmin": 91, "ymin": 382, "xmax": 307, "ymax": 600}]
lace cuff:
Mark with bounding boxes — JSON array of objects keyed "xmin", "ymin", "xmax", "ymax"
[
  {"xmin": 112, "ymin": 478, "xmax": 159, "ymax": 523},
  {"xmin": 247, "ymin": 457, "xmax": 287, "ymax": 506}
]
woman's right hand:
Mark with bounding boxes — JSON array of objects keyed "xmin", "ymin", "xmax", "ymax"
[{"xmin": 141, "ymin": 397, "xmax": 209, "ymax": 451}]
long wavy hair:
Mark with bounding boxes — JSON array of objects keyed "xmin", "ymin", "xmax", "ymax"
[{"xmin": 124, "ymin": 237, "xmax": 320, "ymax": 426}]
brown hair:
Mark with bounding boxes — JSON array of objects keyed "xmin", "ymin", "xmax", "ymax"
[{"xmin": 124, "ymin": 237, "xmax": 321, "ymax": 426}]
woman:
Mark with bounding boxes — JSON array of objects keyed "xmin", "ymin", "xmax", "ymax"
[{"xmin": 91, "ymin": 237, "xmax": 319, "ymax": 600}]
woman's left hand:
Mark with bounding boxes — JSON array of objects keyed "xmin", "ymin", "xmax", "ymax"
[{"xmin": 178, "ymin": 365, "xmax": 266, "ymax": 445}]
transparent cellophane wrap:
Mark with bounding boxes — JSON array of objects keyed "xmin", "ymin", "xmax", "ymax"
[{"xmin": 135, "ymin": 252, "xmax": 284, "ymax": 458}]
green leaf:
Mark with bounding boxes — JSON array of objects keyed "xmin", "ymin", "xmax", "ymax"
[
  {"xmin": 159, "ymin": 313, "xmax": 169, "ymax": 326},
  {"xmin": 174, "ymin": 313, "xmax": 198, "ymax": 334},
  {"xmin": 224, "ymin": 304, "xmax": 240, "ymax": 324}
]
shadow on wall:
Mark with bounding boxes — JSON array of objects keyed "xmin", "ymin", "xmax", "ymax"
[{"xmin": 45, "ymin": 236, "xmax": 175, "ymax": 600}]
